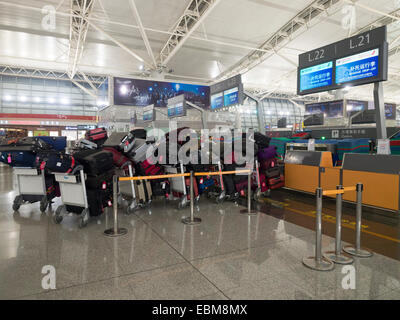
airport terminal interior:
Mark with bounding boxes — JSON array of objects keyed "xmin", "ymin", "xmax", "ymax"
[{"xmin": 0, "ymin": 0, "xmax": 400, "ymax": 301}]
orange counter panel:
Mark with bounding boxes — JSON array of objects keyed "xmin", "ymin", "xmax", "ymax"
[
  {"xmin": 342, "ymin": 170, "xmax": 399, "ymax": 211},
  {"xmin": 321, "ymin": 167, "xmax": 341, "ymax": 198},
  {"xmin": 285, "ymin": 164, "xmax": 319, "ymax": 194}
]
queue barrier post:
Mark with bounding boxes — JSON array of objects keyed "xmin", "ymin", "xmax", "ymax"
[
  {"xmin": 323, "ymin": 185, "xmax": 354, "ymax": 265},
  {"xmin": 104, "ymin": 175, "xmax": 128, "ymax": 237},
  {"xmin": 240, "ymin": 169, "xmax": 257, "ymax": 216},
  {"xmin": 182, "ymin": 171, "xmax": 202, "ymax": 225},
  {"xmin": 343, "ymin": 183, "xmax": 373, "ymax": 258},
  {"xmin": 302, "ymin": 187, "xmax": 335, "ymax": 271}
]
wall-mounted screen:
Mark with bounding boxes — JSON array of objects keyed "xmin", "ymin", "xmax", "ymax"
[
  {"xmin": 142, "ymin": 105, "xmax": 155, "ymax": 122},
  {"xmin": 211, "ymin": 92, "xmax": 223, "ymax": 110},
  {"xmin": 299, "ymin": 61, "xmax": 333, "ymax": 93},
  {"xmin": 384, "ymin": 103, "xmax": 396, "ymax": 120},
  {"xmin": 223, "ymin": 87, "xmax": 239, "ymax": 107},
  {"xmin": 305, "ymin": 100, "xmax": 344, "ymax": 118},
  {"xmin": 114, "ymin": 77, "xmax": 210, "ymax": 109},
  {"xmin": 346, "ymin": 100, "xmax": 368, "ymax": 112},
  {"xmin": 168, "ymin": 102, "xmax": 186, "ymax": 118},
  {"xmin": 336, "ymin": 48, "xmax": 379, "ymax": 85}
]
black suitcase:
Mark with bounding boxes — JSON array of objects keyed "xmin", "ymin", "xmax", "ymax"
[
  {"xmin": 85, "ymin": 169, "xmax": 115, "ymax": 190},
  {"xmin": 73, "ymin": 149, "xmax": 114, "ymax": 176},
  {"xmin": 130, "ymin": 128, "xmax": 147, "ymax": 140},
  {"xmin": 253, "ymin": 132, "xmax": 271, "ymax": 149}
]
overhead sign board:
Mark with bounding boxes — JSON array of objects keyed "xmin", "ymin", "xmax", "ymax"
[
  {"xmin": 142, "ymin": 105, "xmax": 155, "ymax": 122},
  {"xmin": 167, "ymin": 95, "xmax": 187, "ymax": 118},
  {"xmin": 210, "ymin": 74, "xmax": 244, "ymax": 110},
  {"xmin": 298, "ymin": 26, "xmax": 388, "ymax": 95}
]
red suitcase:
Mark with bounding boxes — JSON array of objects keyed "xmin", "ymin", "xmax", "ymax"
[
  {"xmin": 268, "ymin": 175, "xmax": 284, "ymax": 190},
  {"xmin": 140, "ymin": 159, "xmax": 163, "ymax": 176},
  {"xmin": 85, "ymin": 128, "xmax": 108, "ymax": 142}
]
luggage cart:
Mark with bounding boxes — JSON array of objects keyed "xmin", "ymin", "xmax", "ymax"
[
  {"xmin": 13, "ymin": 167, "xmax": 53, "ymax": 213},
  {"xmin": 53, "ymin": 167, "xmax": 90, "ymax": 228}
]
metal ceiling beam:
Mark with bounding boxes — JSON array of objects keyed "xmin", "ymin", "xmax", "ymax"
[
  {"xmin": 70, "ymin": 78, "xmax": 98, "ymax": 98},
  {"xmin": 350, "ymin": 7, "xmax": 400, "ymax": 36},
  {"xmin": 87, "ymin": 20, "xmax": 153, "ymax": 69},
  {"xmin": 128, "ymin": 0, "xmax": 157, "ymax": 68},
  {"xmin": 0, "ymin": 65, "xmax": 107, "ymax": 84},
  {"xmin": 343, "ymin": 0, "xmax": 400, "ymax": 23},
  {"xmin": 158, "ymin": 0, "xmax": 222, "ymax": 66},
  {"xmin": 213, "ymin": 0, "xmax": 342, "ymax": 82},
  {"xmin": 67, "ymin": 0, "xmax": 96, "ymax": 79}
]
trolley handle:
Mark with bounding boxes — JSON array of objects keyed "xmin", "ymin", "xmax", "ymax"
[{"xmin": 71, "ymin": 165, "xmax": 84, "ymax": 175}]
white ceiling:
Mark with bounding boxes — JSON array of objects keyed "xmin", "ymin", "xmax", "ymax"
[{"xmin": 0, "ymin": 0, "xmax": 399, "ymax": 102}]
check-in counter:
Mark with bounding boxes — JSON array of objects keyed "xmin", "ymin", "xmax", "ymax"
[
  {"xmin": 341, "ymin": 154, "xmax": 400, "ymax": 212},
  {"xmin": 284, "ymin": 150, "xmax": 400, "ymax": 213},
  {"xmin": 284, "ymin": 151, "xmax": 334, "ymax": 194}
]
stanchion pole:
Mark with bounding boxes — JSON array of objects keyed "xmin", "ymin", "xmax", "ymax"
[
  {"xmin": 303, "ymin": 188, "xmax": 334, "ymax": 271},
  {"xmin": 343, "ymin": 183, "xmax": 373, "ymax": 258},
  {"xmin": 323, "ymin": 185, "xmax": 354, "ymax": 264},
  {"xmin": 240, "ymin": 170, "xmax": 257, "ymax": 215},
  {"xmin": 104, "ymin": 175, "xmax": 128, "ymax": 237},
  {"xmin": 182, "ymin": 171, "xmax": 201, "ymax": 225}
]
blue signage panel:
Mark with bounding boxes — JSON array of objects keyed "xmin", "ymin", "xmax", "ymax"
[
  {"xmin": 211, "ymin": 92, "xmax": 223, "ymax": 110},
  {"xmin": 143, "ymin": 110, "xmax": 154, "ymax": 122},
  {"xmin": 336, "ymin": 48, "xmax": 379, "ymax": 85},
  {"xmin": 223, "ymin": 87, "xmax": 239, "ymax": 107},
  {"xmin": 299, "ymin": 61, "xmax": 333, "ymax": 92}
]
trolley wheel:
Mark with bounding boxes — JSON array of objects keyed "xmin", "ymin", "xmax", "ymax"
[
  {"xmin": 254, "ymin": 188, "xmax": 262, "ymax": 201},
  {"xmin": 79, "ymin": 209, "xmax": 90, "ymax": 229},
  {"xmin": 53, "ymin": 206, "xmax": 64, "ymax": 224},
  {"xmin": 12, "ymin": 195, "xmax": 23, "ymax": 211},
  {"xmin": 216, "ymin": 191, "xmax": 226, "ymax": 204},
  {"xmin": 126, "ymin": 200, "xmax": 138, "ymax": 215},
  {"xmin": 194, "ymin": 195, "xmax": 200, "ymax": 204},
  {"xmin": 40, "ymin": 197, "xmax": 48, "ymax": 213},
  {"xmin": 178, "ymin": 197, "xmax": 188, "ymax": 210}
]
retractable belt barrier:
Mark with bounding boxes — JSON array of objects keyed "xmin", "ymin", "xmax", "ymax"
[
  {"xmin": 104, "ymin": 169, "xmax": 254, "ymax": 237},
  {"xmin": 303, "ymin": 183, "xmax": 373, "ymax": 271}
]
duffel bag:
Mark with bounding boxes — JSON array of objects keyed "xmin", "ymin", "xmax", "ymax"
[
  {"xmin": 0, "ymin": 151, "xmax": 37, "ymax": 167},
  {"xmin": 38, "ymin": 151, "xmax": 77, "ymax": 173}
]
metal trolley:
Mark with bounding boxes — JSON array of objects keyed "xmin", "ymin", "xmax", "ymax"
[
  {"xmin": 13, "ymin": 167, "xmax": 54, "ymax": 213},
  {"xmin": 53, "ymin": 167, "xmax": 90, "ymax": 228}
]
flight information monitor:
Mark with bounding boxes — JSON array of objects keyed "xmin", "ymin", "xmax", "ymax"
[
  {"xmin": 210, "ymin": 75, "xmax": 244, "ymax": 109},
  {"xmin": 224, "ymin": 87, "xmax": 239, "ymax": 107},
  {"xmin": 211, "ymin": 92, "xmax": 223, "ymax": 110},
  {"xmin": 298, "ymin": 26, "xmax": 388, "ymax": 95},
  {"xmin": 167, "ymin": 95, "xmax": 187, "ymax": 118},
  {"xmin": 142, "ymin": 105, "xmax": 155, "ymax": 122},
  {"xmin": 299, "ymin": 61, "xmax": 333, "ymax": 93},
  {"xmin": 336, "ymin": 48, "xmax": 379, "ymax": 85}
]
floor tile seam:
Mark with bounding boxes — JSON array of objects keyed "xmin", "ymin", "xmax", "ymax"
[
  {"xmin": 11, "ymin": 260, "xmax": 189, "ymax": 300},
  {"xmin": 133, "ymin": 212, "xmax": 231, "ymax": 300}
]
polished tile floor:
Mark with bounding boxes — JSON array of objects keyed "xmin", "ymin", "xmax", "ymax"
[{"xmin": 0, "ymin": 165, "xmax": 399, "ymax": 300}]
